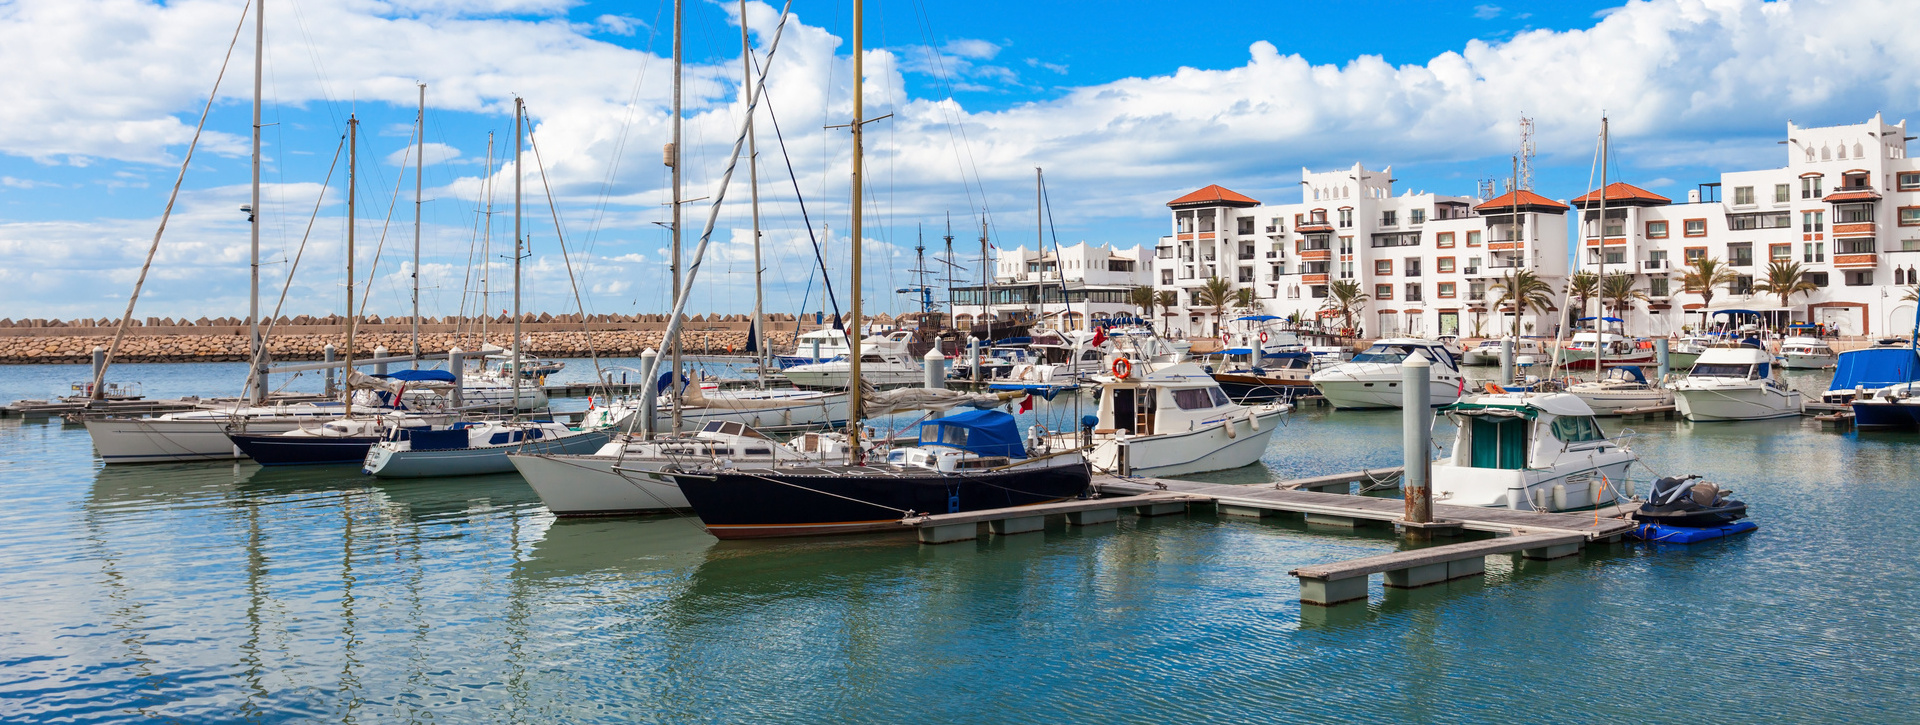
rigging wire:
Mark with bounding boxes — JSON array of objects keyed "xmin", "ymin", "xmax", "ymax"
[
  {"xmin": 241, "ymin": 133, "xmax": 349, "ymax": 396},
  {"xmin": 526, "ymin": 114, "xmax": 610, "ymax": 393}
]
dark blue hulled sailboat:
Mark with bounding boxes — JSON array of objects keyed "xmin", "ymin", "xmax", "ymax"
[{"xmin": 226, "ymin": 370, "xmax": 458, "ymax": 466}]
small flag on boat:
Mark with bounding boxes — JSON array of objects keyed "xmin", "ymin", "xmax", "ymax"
[
  {"xmin": 1456, "ymin": 377, "xmax": 1466, "ymax": 397},
  {"xmin": 1017, "ymin": 394, "xmax": 1034, "ymax": 414},
  {"xmin": 1091, "ymin": 326, "xmax": 1108, "ymax": 348}
]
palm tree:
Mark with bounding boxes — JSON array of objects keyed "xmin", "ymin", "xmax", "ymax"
[
  {"xmin": 1233, "ymin": 287, "xmax": 1257, "ymax": 315},
  {"xmin": 1751, "ymin": 260, "xmax": 1820, "ymax": 310},
  {"xmin": 1681, "ymin": 256, "xmax": 1738, "ymax": 309},
  {"xmin": 1155, "ymin": 290, "xmax": 1179, "ymax": 329},
  {"xmin": 1600, "ymin": 272, "xmax": 1648, "ymax": 334},
  {"xmin": 1490, "ymin": 269, "xmax": 1556, "ymax": 337},
  {"xmin": 1128, "ymin": 285, "xmax": 1159, "ymax": 320},
  {"xmin": 1322, "ymin": 279, "xmax": 1369, "ymax": 335},
  {"xmin": 1196, "ymin": 276, "xmax": 1234, "ymax": 337},
  {"xmin": 1905, "ymin": 286, "xmax": 1919, "ymax": 302},
  {"xmin": 1566, "ymin": 271, "xmax": 1600, "ymax": 322}
]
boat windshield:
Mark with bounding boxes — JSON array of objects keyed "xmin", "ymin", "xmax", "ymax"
[
  {"xmin": 1550, "ymin": 415, "xmax": 1606, "ymax": 443},
  {"xmin": 1170, "ymin": 387, "xmax": 1231, "ymax": 410},
  {"xmin": 1691, "ymin": 363, "xmax": 1756, "ymax": 378},
  {"xmin": 1352, "ymin": 345, "xmax": 1427, "ymax": 364}
]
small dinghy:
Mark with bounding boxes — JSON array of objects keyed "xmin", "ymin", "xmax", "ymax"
[{"xmin": 1633, "ymin": 474, "xmax": 1747, "ymax": 528}]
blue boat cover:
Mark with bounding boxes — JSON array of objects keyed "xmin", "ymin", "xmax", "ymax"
[
  {"xmin": 377, "ymin": 369, "xmax": 457, "ymax": 383},
  {"xmin": 918, "ymin": 408, "xmax": 1026, "ymax": 458},
  {"xmin": 1221, "ymin": 347, "xmax": 1255, "ymax": 355},
  {"xmin": 1632, "ymin": 520, "xmax": 1758, "ymax": 543},
  {"xmin": 1828, "ymin": 347, "xmax": 1920, "ymax": 393}
]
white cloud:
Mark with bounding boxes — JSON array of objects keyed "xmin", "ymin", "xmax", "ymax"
[
  {"xmin": 1474, "ymin": 4, "xmax": 1503, "ymax": 20},
  {"xmin": 385, "ymin": 141, "xmax": 464, "ymax": 167}
]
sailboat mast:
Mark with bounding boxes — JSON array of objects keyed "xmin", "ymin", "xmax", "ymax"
[
  {"xmin": 481, "ymin": 131, "xmax": 494, "ymax": 343},
  {"xmin": 1595, "ymin": 117, "xmax": 1610, "ymax": 382},
  {"xmin": 248, "ymin": 0, "xmax": 265, "ymax": 404},
  {"xmin": 743, "ymin": 0, "xmax": 766, "ymax": 387},
  {"xmin": 846, "ymin": 0, "xmax": 865, "ymax": 445},
  {"xmin": 345, "ymin": 115, "xmax": 358, "ymax": 417},
  {"xmin": 670, "ymin": 0, "xmax": 685, "ymax": 434},
  {"xmin": 412, "ymin": 83, "xmax": 425, "ymax": 366},
  {"xmin": 1036, "ymin": 167, "xmax": 1043, "ymax": 326},
  {"xmin": 980, "ymin": 219, "xmax": 991, "ymax": 341},
  {"xmin": 513, "ymin": 97, "xmax": 524, "ymax": 415}
]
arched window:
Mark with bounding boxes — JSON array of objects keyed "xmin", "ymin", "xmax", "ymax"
[
  {"xmin": 1899, "ymin": 267, "xmax": 1907, "ymax": 285},
  {"xmin": 1854, "ymin": 142, "xmax": 1864, "ymax": 158},
  {"xmin": 1822, "ymin": 145, "xmax": 1831, "ymax": 161},
  {"xmin": 1806, "ymin": 147, "xmax": 1816, "ymax": 162},
  {"xmin": 1837, "ymin": 145, "xmax": 1847, "ymax": 160}
]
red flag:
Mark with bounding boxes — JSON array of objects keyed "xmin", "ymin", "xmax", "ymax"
[
  {"xmin": 1017, "ymin": 394, "xmax": 1034, "ymax": 414},
  {"xmin": 1091, "ymin": 326, "xmax": 1108, "ymax": 348},
  {"xmin": 1456, "ymin": 377, "xmax": 1466, "ymax": 397}
]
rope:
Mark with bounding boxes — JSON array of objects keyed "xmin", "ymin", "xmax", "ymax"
[
  {"xmin": 526, "ymin": 122, "xmax": 608, "ymax": 398},
  {"xmin": 93, "ymin": 0, "xmax": 254, "ymax": 400}
]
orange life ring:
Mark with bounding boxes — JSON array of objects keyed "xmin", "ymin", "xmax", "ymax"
[{"xmin": 1112, "ymin": 358, "xmax": 1133, "ymax": 379}]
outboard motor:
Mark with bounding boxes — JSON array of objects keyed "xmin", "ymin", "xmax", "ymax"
[{"xmin": 1026, "ymin": 424, "xmax": 1050, "ymax": 457}]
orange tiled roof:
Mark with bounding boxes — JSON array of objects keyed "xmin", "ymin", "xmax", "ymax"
[
  {"xmin": 1474, "ymin": 189, "xmax": 1569, "ymax": 212},
  {"xmin": 1570, "ymin": 182, "xmax": 1670, "ymax": 207},
  {"xmin": 1167, "ymin": 184, "xmax": 1261, "ymax": 208},
  {"xmin": 1823, "ymin": 189, "xmax": 1882, "ymax": 203}
]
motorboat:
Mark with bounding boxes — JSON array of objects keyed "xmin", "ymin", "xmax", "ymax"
[
  {"xmin": 1821, "ymin": 342, "xmax": 1920, "ymax": 403},
  {"xmin": 1210, "ymin": 352, "xmax": 1317, "ymax": 403},
  {"xmin": 776, "ymin": 328, "xmax": 854, "ymax": 369},
  {"xmin": 1849, "ymin": 381, "xmax": 1920, "ymax": 428},
  {"xmin": 1557, "ymin": 332, "xmax": 1654, "ymax": 370},
  {"xmin": 1633, "ymin": 474, "xmax": 1747, "ymax": 528},
  {"xmin": 1564, "ymin": 364, "xmax": 1673, "ymax": 416},
  {"xmin": 1306, "ymin": 344, "xmax": 1352, "ymax": 367},
  {"xmin": 362, "ymin": 419, "xmax": 613, "ymax": 477},
  {"xmin": 1432, "ymin": 392, "xmax": 1637, "ymax": 512},
  {"xmin": 1043, "ymin": 361, "xmax": 1290, "ymax": 477},
  {"xmin": 667, "ymin": 409, "xmax": 1091, "ymax": 539},
  {"xmin": 508, "ymin": 421, "xmax": 854, "ymax": 516},
  {"xmin": 1778, "ymin": 336, "xmax": 1837, "ymax": 369},
  {"xmin": 1671, "ymin": 345, "xmax": 1803, "ymax": 421},
  {"xmin": 1666, "ymin": 335, "xmax": 1712, "ymax": 369},
  {"xmin": 1462, "ymin": 337, "xmax": 1544, "ymax": 366},
  {"xmin": 948, "ymin": 345, "xmax": 1031, "ymax": 381},
  {"xmin": 781, "ymin": 351, "xmax": 923, "ymax": 389},
  {"xmin": 1309, "ymin": 338, "xmax": 1465, "ymax": 409}
]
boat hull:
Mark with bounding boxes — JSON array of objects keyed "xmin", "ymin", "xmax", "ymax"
[
  {"xmin": 1568, "ymin": 388, "xmax": 1675, "ymax": 416},
  {"xmin": 1781, "ymin": 353, "xmax": 1836, "ymax": 369},
  {"xmin": 509, "ymin": 453, "xmax": 690, "ymax": 514},
  {"xmin": 228, "ymin": 434, "xmax": 378, "ymax": 466},
  {"xmin": 1851, "ymin": 399, "xmax": 1920, "ymax": 428},
  {"xmin": 86, "ymin": 417, "xmax": 308, "ymax": 463},
  {"xmin": 1211, "ymin": 373, "xmax": 1314, "ymax": 402},
  {"xmin": 1073, "ymin": 409, "xmax": 1286, "ymax": 478},
  {"xmin": 1672, "ymin": 384, "xmax": 1803, "ymax": 421},
  {"xmin": 672, "ymin": 457, "xmax": 1090, "ymax": 540},
  {"xmin": 1313, "ymin": 378, "xmax": 1460, "ymax": 409},
  {"xmin": 1433, "ymin": 457, "xmax": 1635, "ymax": 512},
  {"xmin": 363, "ymin": 430, "xmax": 613, "ymax": 478}
]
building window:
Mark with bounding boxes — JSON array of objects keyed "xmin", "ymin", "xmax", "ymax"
[
  {"xmin": 1339, "ymin": 236, "xmax": 1355, "ymax": 254},
  {"xmin": 1469, "ymin": 281, "xmax": 1486, "ymax": 299},
  {"xmin": 1770, "ymin": 243, "xmax": 1792, "ymax": 262},
  {"xmin": 1436, "ymin": 232, "xmax": 1455, "ymax": 248},
  {"xmin": 1405, "ymin": 283, "xmax": 1423, "ymax": 302},
  {"xmin": 1300, "ymin": 235, "xmax": 1331, "ymax": 251},
  {"xmin": 1774, "ymin": 183, "xmax": 1791, "ymax": 203},
  {"xmin": 1238, "ymin": 268, "xmax": 1255, "ymax": 283},
  {"xmin": 1375, "ymin": 284, "xmax": 1393, "ymax": 300},
  {"xmin": 1410, "ymin": 208, "xmax": 1426, "ymax": 225},
  {"xmin": 1604, "ymin": 249, "xmax": 1626, "ymax": 265},
  {"xmin": 1900, "ymin": 206, "xmax": 1920, "ymax": 226},
  {"xmin": 1375, "ymin": 259, "xmax": 1393, "ymax": 276},
  {"xmin": 1835, "ymin": 203, "xmax": 1875, "ymax": 224},
  {"xmin": 1381, "ymin": 210, "xmax": 1398, "ymax": 227},
  {"xmin": 1729, "ymin": 212, "xmax": 1792, "ymax": 230},
  {"xmin": 1804, "ymin": 242, "xmax": 1825, "ymax": 263},
  {"xmin": 1837, "ymin": 237, "xmax": 1876, "ymax": 255},
  {"xmin": 1807, "ymin": 271, "xmax": 1829, "ymax": 287},
  {"xmin": 1900, "ymin": 173, "xmax": 1920, "ymax": 192},
  {"xmin": 1845, "ymin": 270, "xmax": 1874, "ymax": 286},
  {"xmin": 1437, "ymin": 256, "xmax": 1456, "ymax": 273},
  {"xmin": 1160, "ymin": 270, "xmax": 1173, "ymax": 285},
  {"xmin": 1466, "ymin": 230, "xmax": 1482, "ymax": 247},
  {"xmin": 1404, "ymin": 258, "xmax": 1422, "ymax": 277},
  {"xmin": 1339, "ymin": 261, "xmax": 1354, "ymax": 279},
  {"xmin": 1683, "ymin": 218, "xmax": 1707, "ymax": 237},
  {"xmin": 1803, "ymin": 211, "xmax": 1825, "ymax": 233},
  {"xmin": 1649, "ymin": 277, "xmax": 1670, "ymax": 297},
  {"xmin": 1684, "ymin": 247, "xmax": 1707, "ymax": 263},
  {"xmin": 1733, "ymin": 186, "xmax": 1754, "ymax": 205},
  {"xmin": 1237, "ymin": 217, "xmax": 1255, "ymax": 235},
  {"xmin": 1728, "ymin": 242, "xmax": 1754, "ymax": 267},
  {"xmin": 1338, "ymin": 208, "xmax": 1353, "ymax": 228},
  {"xmin": 1646, "ymin": 220, "xmax": 1668, "ymax": 239},
  {"xmin": 1438, "ymin": 282, "xmax": 1456, "ymax": 298},
  {"xmin": 1801, "ymin": 175, "xmax": 1823, "ymax": 199},
  {"xmin": 1733, "ymin": 275, "xmax": 1753, "ymax": 295}
]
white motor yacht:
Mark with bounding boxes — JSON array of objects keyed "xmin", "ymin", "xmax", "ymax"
[
  {"xmin": 1557, "ymin": 332, "xmax": 1654, "ymax": 370},
  {"xmin": 1666, "ymin": 335, "xmax": 1711, "ymax": 369},
  {"xmin": 1042, "ymin": 361, "xmax": 1289, "ymax": 477},
  {"xmin": 777, "ymin": 328, "xmax": 855, "ymax": 368},
  {"xmin": 1671, "ymin": 345, "xmax": 1804, "ymax": 421},
  {"xmin": 1432, "ymin": 392, "xmax": 1637, "ymax": 512},
  {"xmin": 1564, "ymin": 364, "xmax": 1674, "ymax": 416},
  {"xmin": 1778, "ymin": 336, "xmax": 1837, "ymax": 369},
  {"xmin": 1462, "ymin": 337, "xmax": 1544, "ymax": 366},
  {"xmin": 781, "ymin": 351, "xmax": 923, "ymax": 389},
  {"xmin": 362, "ymin": 419, "xmax": 613, "ymax": 477},
  {"xmin": 1309, "ymin": 339, "xmax": 1464, "ymax": 409},
  {"xmin": 508, "ymin": 421, "xmax": 854, "ymax": 516}
]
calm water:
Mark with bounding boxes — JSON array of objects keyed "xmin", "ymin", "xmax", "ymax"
[{"xmin": 3, "ymin": 361, "xmax": 1918, "ymax": 722}]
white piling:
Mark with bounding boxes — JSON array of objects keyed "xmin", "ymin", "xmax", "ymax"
[
  {"xmin": 923, "ymin": 347, "xmax": 946, "ymax": 389},
  {"xmin": 323, "ymin": 343, "xmax": 337, "ymax": 397},
  {"xmin": 1499, "ymin": 338, "xmax": 1514, "ymax": 385},
  {"xmin": 1655, "ymin": 337, "xmax": 1671, "ymax": 380},
  {"xmin": 373, "ymin": 345, "xmax": 389, "ymax": 376},
  {"xmin": 1402, "ymin": 355, "xmax": 1433, "ymax": 525},
  {"xmin": 639, "ymin": 347, "xmax": 659, "ymax": 437},
  {"xmin": 449, "ymin": 347, "xmax": 464, "ymax": 408}
]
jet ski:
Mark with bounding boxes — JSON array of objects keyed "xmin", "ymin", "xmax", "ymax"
[{"xmin": 1634, "ymin": 475, "xmax": 1748, "ymax": 528}]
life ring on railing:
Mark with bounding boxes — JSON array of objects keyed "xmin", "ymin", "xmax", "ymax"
[
  {"xmin": 1258, "ymin": 330, "xmax": 1270, "ymax": 343},
  {"xmin": 1111, "ymin": 358, "xmax": 1133, "ymax": 379}
]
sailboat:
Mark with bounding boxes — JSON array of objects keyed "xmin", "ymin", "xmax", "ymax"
[
  {"xmin": 664, "ymin": 0, "xmax": 1090, "ymax": 539},
  {"xmin": 361, "ymin": 98, "xmax": 613, "ymax": 478},
  {"xmin": 1564, "ymin": 117, "xmax": 1672, "ymax": 414}
]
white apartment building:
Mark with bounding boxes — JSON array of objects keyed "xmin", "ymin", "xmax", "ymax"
[
  {"xmin": 948, "ymin": 242, "xmax": 1152, "ymax": 330},
  {"xmin": 1578, "ymin": 114, "xmax": 1920, "ymax": 338},
  {"xmin": 1156, "ymin": 163, "xmax": 1571, "ymax": 339}
]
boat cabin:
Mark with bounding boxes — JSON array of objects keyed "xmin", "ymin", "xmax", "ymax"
[
  {"xmin": 1441, "ymin": 394, "xmax": 1615, "ymax": 471},
  {"xmin": 1688, "ymin": 347, "xmax": 1776, "ymax": 380},
  {"xmin": 1349, "ymin": 339, "xmax": 1460, "ymax": 370},
  {"xmin": 892, "ymin": 409, "xmax": 1026, "ymax": 471},
  {"xmin": 1096, "ymin": 362, "xmax": 1237, "ymax": 436}
]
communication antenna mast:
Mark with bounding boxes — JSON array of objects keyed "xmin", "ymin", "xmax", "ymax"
[
  {"xmin": 1477, "ymin": 179, "xmax": 1496, "ymax": 200},
  {"xmin": 1517, "ymin": 115, "xmax": 1536, "ymax": 191}
]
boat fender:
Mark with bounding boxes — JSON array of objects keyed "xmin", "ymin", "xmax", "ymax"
[
  {"xmin": 1223, "ymin": 417, "xmax": 1236, "ymax": 439},
  {"xmin": 1624, "ymin": 478, "xmax": 1635, "ymax": 498},
  {"xmin": 1552, "ymin": 484, "xmax": 1568, "ymax": 511},
  {"xmin": 1247, "ymin": 410, "xmax": 1260, "ymax": 432},
  {"xmin": 1530, "ymin": 488, "xmax": 1546, "ymax": 511}
]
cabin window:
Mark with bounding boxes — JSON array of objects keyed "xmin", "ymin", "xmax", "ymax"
[
  {"xmin": 1690, "ymin": 363, "xmax": 1754, "ymax": 378},
  {"xmin": 1469, "ymin": 417, "xmax": 1528, "ymax": 470},
  {"xmin": 922, "ymin": 425, "xmax": 968, "ymax": 446},
  {"xmin": 1550, "ymin": 415, "xmax": 1605, "ymax": 443},
  {"xmin": 1171, "ymin": 388, "xmax": 1224, "ymax": 410}
]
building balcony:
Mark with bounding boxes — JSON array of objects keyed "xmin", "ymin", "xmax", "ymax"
[
  {"xmin": 1298, "ymin": 249, "xmax": 1332, "ymax": 261},
  {"xmin": 1642, "ymin": 259, "xmax": 1669, "ymax": 272},
  {"xmin": 1266, "ymin": 250, "xmax": 1280, "ymax": 259},
  {"xmin": 1834, "ymin": 252, "xmax": 1878, "ymax": 269},
  {"xmin": 1302, "ymin": 273, "xmax": 1329, "ymax": 283},
  {"xmin": 1833, "ymin": 221, "xmax": 1876, "ymax": 237},
  {"xmin": 1237, "ymin": 252, "xmax": 1256, "ymax": 260}
]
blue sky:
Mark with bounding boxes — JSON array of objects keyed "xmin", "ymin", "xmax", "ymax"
[{"xmin": 1, "ymin": 0, "xmax": 1916, "ymax": 322}]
